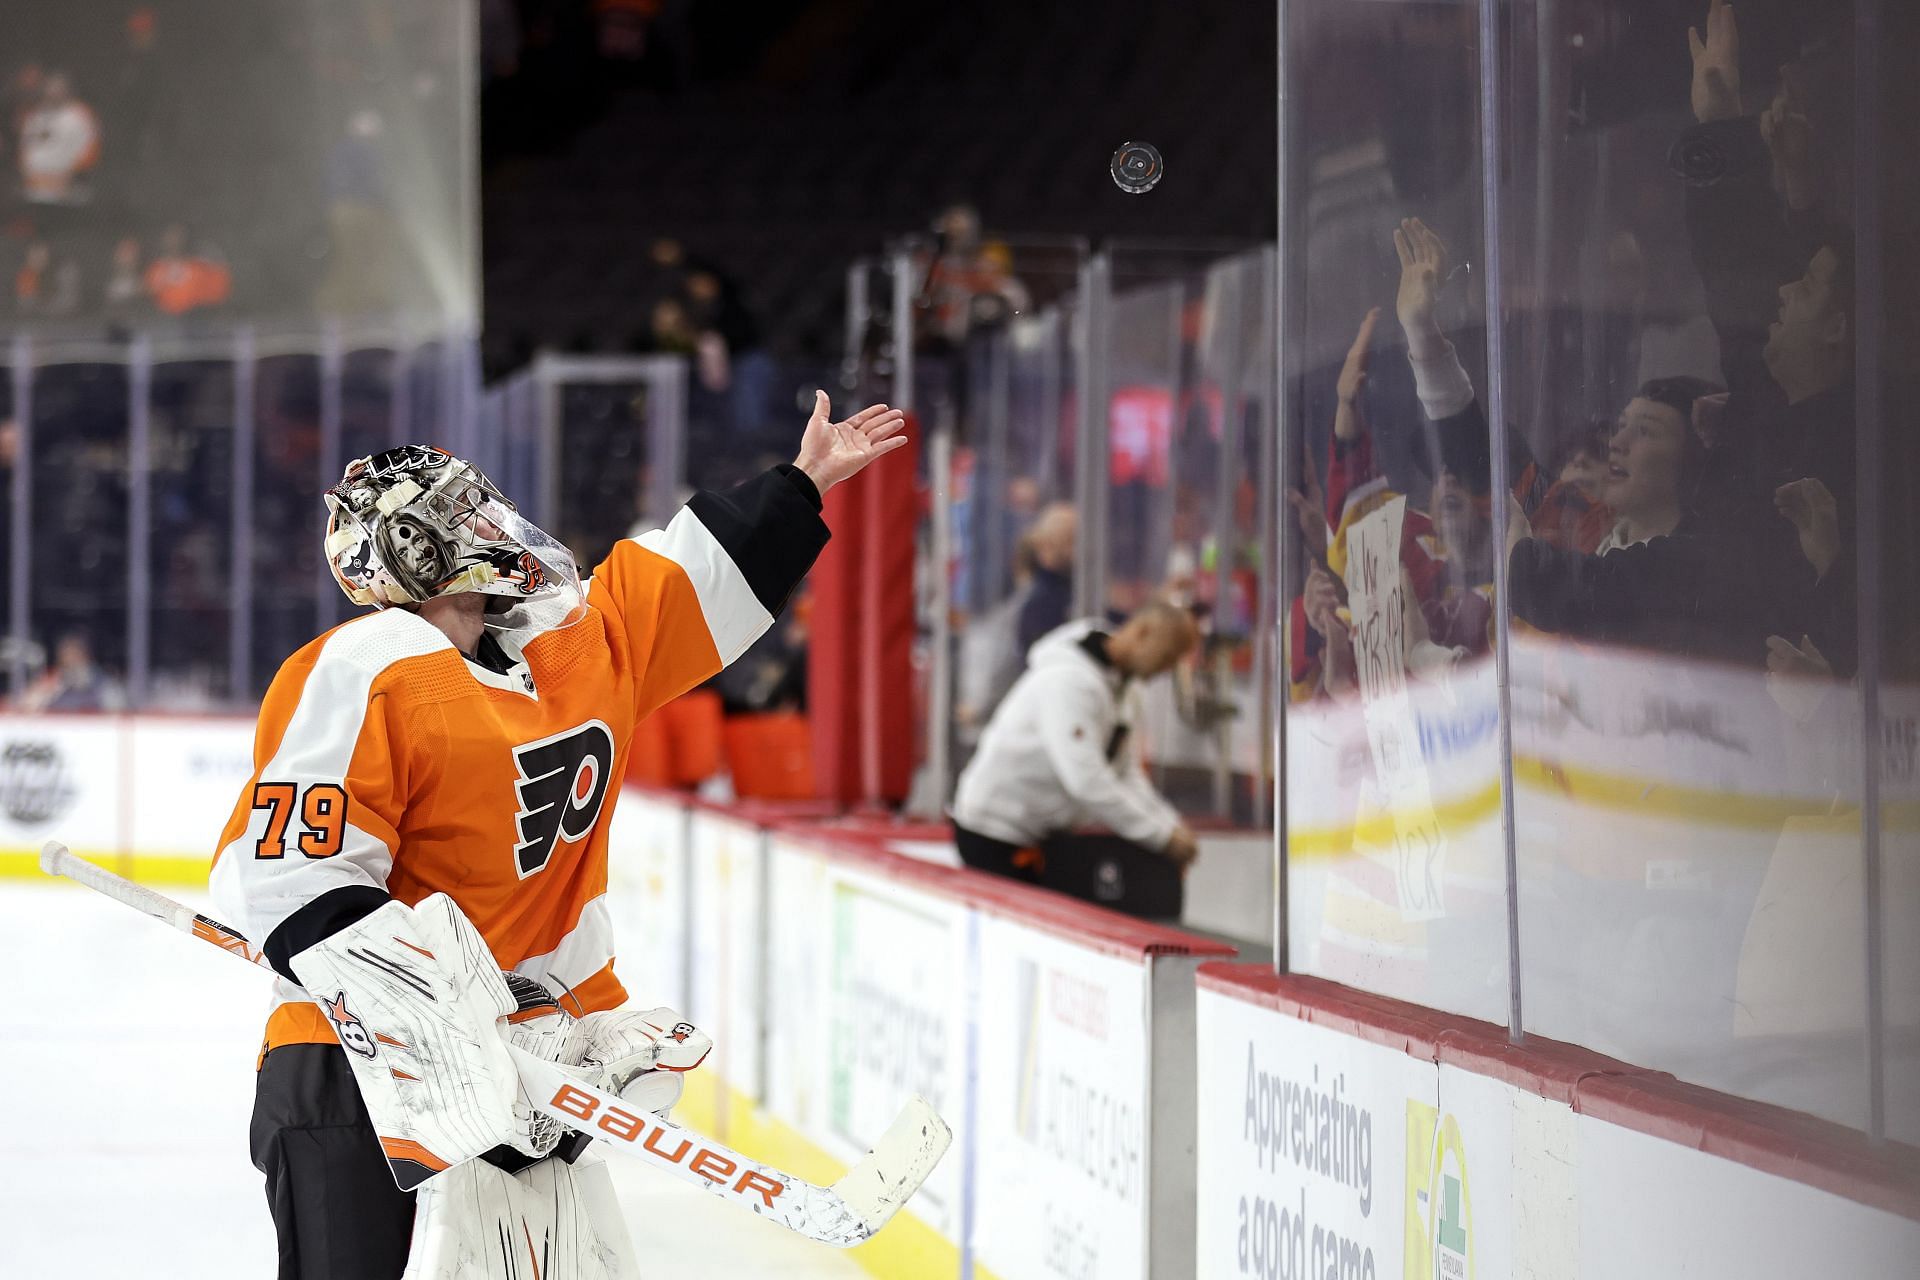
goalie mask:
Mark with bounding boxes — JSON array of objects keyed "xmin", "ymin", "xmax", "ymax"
[{"xmin": 324, "ymin": 445, "xmax": 579, "ymax": 610}]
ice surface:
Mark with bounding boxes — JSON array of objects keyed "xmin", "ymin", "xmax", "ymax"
[{"xmin": 0, "ymin": 880, "xmax": 861, "ymax": 1279}]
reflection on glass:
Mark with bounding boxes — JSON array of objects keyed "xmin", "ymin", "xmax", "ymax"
[
  {"xmin": 1279, "ymin": 0, "xmax": 1507, "ymax": 1025},
  {"xmin": 1276, "ymin": 0, "xmax": 1912, "ymax": 1140},
  {"xmin": 1501, "ymin": 0, "xmax": 1889, "ymax": 1136}
]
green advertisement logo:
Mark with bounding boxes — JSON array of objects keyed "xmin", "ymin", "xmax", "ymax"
[{"xmin": 1404, "ymin": 1101, "xmax": 1471, "ymax": 1279}]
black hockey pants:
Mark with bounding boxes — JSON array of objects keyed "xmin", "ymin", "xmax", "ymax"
[
  {"xmin": 250, "ymin": 1043, "xmax": 416, "ymax": 1280},
  {"xmin": 952, "ymin": 824, "xmax": 1184, "ymax": 919}
]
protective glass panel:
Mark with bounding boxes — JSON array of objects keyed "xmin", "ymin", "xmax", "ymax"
[
  {"xmin": 0, "ymin": 362, "xmax": 19, "ymax": 702},
  {"xmin": 341, "ymin": 348, "xmax": 402, "ymax": 467},
  {"xmin": 1496, "ymin": 0, "xmax": 1893, "ymax": 1135},
  {"xmin": 2, "ymin": 2, "xmax": 476, "ymax": 337},
  {"xmin": 249, "ymin": 354, "xmax": 324, "ymax": 698},
  {"xmin": 1279, "ymin": 0, "xmax": 1507, "ymax": 1024},
  {"xmin": 1198, "ymin": 250, "xmax": 1279, "ymax": 821},
  {"xmin": 22, "ymin": 362, "xmax": 130, "ymax": 709},
  {"xmin": 147, "ymin": 358, "xmax": 234, "ymax": 707},
  {"xmin": 1101, "ymin": 280, "xmax": 1183, "ymax": 621},
  {"xmin": 953, "ymin": 312, "xmax": 1080, "ymax": 743},
  {"xmin": 549, "ymin": 368, "xmax": 683, "ymax": 571}
]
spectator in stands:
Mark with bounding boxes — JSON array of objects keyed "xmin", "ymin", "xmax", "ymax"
[
  {"xmin": 17, "ymin": 632, "xmax": 120, "ymax": 712},
  {"xmin": 144, "ymin": 224, "xmax": 231, "ymax": 316},
  {"xmin": 13, "ymin": 241, "xmax": 51, "ymax": 313},
  {"xmin": 1015, "ymin": 501, "xmax": 1076, "ymax": 656},
  {"xmin": 951, "ymin": 602, "xmax": 1201, "ymax": 920},
  {"xmin": 1317, "ymin": 302, "xmax": 1489, "ymax": 664},
  {"xmin": 915, "ymin": 204, "xmax": 1031, "ymax": 351},
  {"xmin": 958, "ymin": 496, "xmax": 1075, "ymax": 733},
  {"xmin": 103, "ymin": 236, "xmax": 143, "ymax": 312},
  {"xmin": 4, "ymin": 66, "xmax": 45, "ymax": 143},
  {"xmin": 18, "ymin": 71, "xmax": 99, "ymax": 204},
  {"xmin": 1528, "ymin": 421, "xmax": 1615, "ymax": 553},
  {"xmin": 649, "ymin": 295, "xmax": 696, "ymax": 354}
]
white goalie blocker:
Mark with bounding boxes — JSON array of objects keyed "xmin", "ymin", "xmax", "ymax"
[{"xmin": 288, "ymin": 893, "xmax": 534, "ymax": 1187}]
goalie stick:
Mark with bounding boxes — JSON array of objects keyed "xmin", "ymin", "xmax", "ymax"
[{"xmin": 37, "ymin": 840, "xmax": 949, "ymax": 1248}]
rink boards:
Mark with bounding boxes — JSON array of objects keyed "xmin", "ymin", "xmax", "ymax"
[
  {"xmin": 1194, "ymin": 966, "xmax": 1920, "ymax": 1279},
  {"xmin": 635, "ymin": 800, "xmax": 1234, "ymax": 1280}
]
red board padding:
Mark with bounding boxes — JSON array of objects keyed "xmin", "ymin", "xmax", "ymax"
[
  {"xmin": 806, "ymin": 479, "xmax": 863, "ymax": 804},
  {"xmin": 858, "ymin": 425, "xmax": 920, "ymax": 806},
  {"xmin": 1197, "ymin": 963, "xmax": 1920, "ymax": 1223},
  {"xmin": 805, "ymin": 427, "xmax": 920, "ymax": 807},
  {"xmin": 686, "ymin": 794, "xmax": 839, "ymax": 826},
  {"xmin": 808, "ymin": 815, "xmax": 957, "ymax": 844},
  {"xmin": 772, "ymin": 818, "xmax": 1237, "ymax": 963}
]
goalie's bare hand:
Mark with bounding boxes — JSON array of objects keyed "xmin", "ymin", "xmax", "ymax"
[{"xmin": 793, "ymin": 391, "xmax": 910, "ymax": 496}]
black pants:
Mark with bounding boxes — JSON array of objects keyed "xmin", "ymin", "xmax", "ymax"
[
  {"xmin": 251, "ymin": 1044, "xmax": 416, "ymax": 1280},
  {"xmin": 953, "ymin": 824, "xmax": 1184, "ymax": 920}
]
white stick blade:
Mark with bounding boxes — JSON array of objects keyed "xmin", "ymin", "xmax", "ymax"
[
  {"xmin": 39, "ymin": 841, "xmax": 69, "ymax": 877},
  {"xmin": 827, "ymin": 1096, "xmax": 953, "ymax": 1243}
]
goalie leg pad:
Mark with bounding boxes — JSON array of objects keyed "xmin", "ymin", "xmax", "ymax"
[
  {"xmin": 403, "ymin": 1151, "xmax": 640, "ymax": 1280},
  {"xmin": 289, "ymin": 893, "xmax": 524, "ymax": 1189}
]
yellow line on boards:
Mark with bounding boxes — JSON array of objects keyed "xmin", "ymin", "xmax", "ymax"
[{"xmin": 1287, "ymin": 758, "xmax": 1916, "ymax": 860}]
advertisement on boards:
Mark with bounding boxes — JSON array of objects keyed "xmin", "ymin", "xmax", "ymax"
[
  {"xmin": 0, "ymin": 714, "xmax": 255, "ymax": 865},
  {"xmin": 688, "ymin": 810, "xmax": 765, "ymax": 1101},
  {"xmin": 129, "ymin": 718, "xmax": 256, "ymax": 857},
  {"xmin": 1196, "ymin": 987, "xmax": 1435, "ymax": 1280},
  {"xmin": 605, "ymin": 790, "xmax": 688, "ymax": 1010},
  {"xmin": 761, "ymin": 840, "xmax": 971, "ymax": 1242},
  {"xmin": 971, "ymin": 917, "xmax": 1149, "ymax": 1280},
  {"xmin": 822, "ymin": 864, "xmax": 969, "ymax": 1238},
  {"xmin": 763, "ymin": 836, "xmax": 835, "ymax": 1128},
  {"xmin": 0, "ymin": 715, "xmax": 116, "ymax": 855}
]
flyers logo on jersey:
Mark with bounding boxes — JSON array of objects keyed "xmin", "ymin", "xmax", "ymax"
[{"xmin": 511, "ymin": 719, "xmax": 616, "ymax": 878}]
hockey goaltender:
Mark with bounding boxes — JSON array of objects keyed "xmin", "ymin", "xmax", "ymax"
[{"xmin": 208, "ymin": 393, "xmax": 904, "ymax": 1278}]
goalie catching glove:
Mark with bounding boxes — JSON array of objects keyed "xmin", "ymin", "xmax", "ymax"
[
  {"xmin": 565, "ymin": 1005, "xmax": 712, "ymax": 1118},
  {"xmin": 488, "ymin": 982, "xmax": 712, "ymax": 1171},
  {"xmin": 503, "ymin": 995, "xmax": 711, "ymax": 1121}
]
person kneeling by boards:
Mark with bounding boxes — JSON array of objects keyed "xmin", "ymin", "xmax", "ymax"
[{"xmin": 950, "ymin": 602, "xmax": 1200, "ymax": 919}]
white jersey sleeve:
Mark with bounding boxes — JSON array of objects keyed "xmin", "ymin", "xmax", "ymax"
[{"xmin": 209, "ymin": 609, "xmax": 445, "ymax": 980}]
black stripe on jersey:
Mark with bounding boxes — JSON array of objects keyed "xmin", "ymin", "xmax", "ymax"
[
  {"xmin": 263, "ymin": 883, "xmax": 392, "ymax": 983},
  {"xmin": 687, "ymin": 464, "xmax": 830, "ymax": 617}
]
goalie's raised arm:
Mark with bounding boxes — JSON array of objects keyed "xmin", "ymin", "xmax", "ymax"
[
  {"xmin": 791, "ymin": 391, "xmax": 909, "ymax": 495},
  {"xmin": 592, "ymin": 393, "xmax": 909, "ymax": 718}
]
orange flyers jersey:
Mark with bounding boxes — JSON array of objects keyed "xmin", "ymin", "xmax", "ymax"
[{"xmin": 209, "ymin": 466, "xmax": 827, "ymax": 1058}]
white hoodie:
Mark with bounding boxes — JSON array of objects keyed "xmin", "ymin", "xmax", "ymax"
[{"xmin": 950, "ymin": 618, "xmax": 1182, "ymax": 850}]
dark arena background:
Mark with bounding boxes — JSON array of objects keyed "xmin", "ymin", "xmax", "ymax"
[{"xmin": 1, "ymin": 2, "xmax": 1916, "ymax": 1276}]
